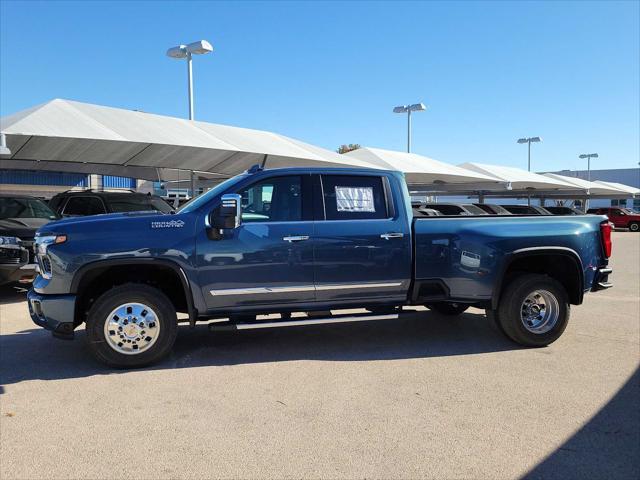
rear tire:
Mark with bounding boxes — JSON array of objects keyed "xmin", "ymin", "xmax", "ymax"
[
  {"xmin": 86, "ymin": 284, "xmax": 178, "ymax": 368},
  {"xmin": 426, "ymin": 302, "xmax": 469, "ymax": 316},
  {"xmin": 496, "ymin": 273, "xmax": 570, "ymax": 347},
  {"xmin": 629, "ymin": 222, "xmax": 639, "ymax": 232}
]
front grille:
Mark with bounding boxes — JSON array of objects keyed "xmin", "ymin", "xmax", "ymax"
[
  {"xmin": 20, "ymin": 240, "xmax": 35, "ymax": 263},
  {"xmin": 0, "ymin": 248, "xmax": 27, "ymax": 265}
]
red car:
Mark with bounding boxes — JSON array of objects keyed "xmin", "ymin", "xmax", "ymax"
[{"xmin": 587, "ymin": 207, "xmax": 640, "ymax": 232}]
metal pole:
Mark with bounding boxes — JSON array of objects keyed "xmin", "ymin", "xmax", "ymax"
[
  {"xmin": 527, "ymin": 140, "xmax": 531, "ymax": 172},
  {"xmin": 587, "ymin": 156, "xmax": 591, "ymax": 182},
  {"xmin": 407, "ymin": 109, "xmax": 412, "ymax": 153},
  {"xmin": 190, "ymin": 170, "xmax": 195, "ymax": 199},
  {"xmin": 187, "ymin": 52, "xmax": 194, "ymax": 120}
]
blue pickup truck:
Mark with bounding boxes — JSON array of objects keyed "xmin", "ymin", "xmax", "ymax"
[{"xmin": 27, "ymin": 166, "xmax": 613, "ymax": 367}]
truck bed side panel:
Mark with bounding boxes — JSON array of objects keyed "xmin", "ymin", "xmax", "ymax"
[{"xmin": 413, "ymin": 215, "xmax": 607, "ymax": 302}]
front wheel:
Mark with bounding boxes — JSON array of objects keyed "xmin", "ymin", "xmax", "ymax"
[
  {"xmin": 426, "ymin": 302, "xmax": 469, "ymax": 316},
  {"xmin": 629, "ymin": 222, "xmax": 639, "ymax": 232},
  {"xmin": 86, "ymin": 284, "xmax": 178, "ymax": 368},
  {"xmin": 495, "ymin": 273, "xmax": 570, "ymax": 347}
]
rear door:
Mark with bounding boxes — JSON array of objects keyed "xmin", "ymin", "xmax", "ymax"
[{"xmin": 312, "ymin": 173, "xmax": 411, "ymax": 303}]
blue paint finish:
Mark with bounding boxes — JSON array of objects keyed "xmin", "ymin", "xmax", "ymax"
[
  {"xmin": 27, "ymin": 166, "xmax": 611, "ymax": 337},
  {"xmin": 413, "ymin": 215, "xmax": 607, "ymax": 299}
]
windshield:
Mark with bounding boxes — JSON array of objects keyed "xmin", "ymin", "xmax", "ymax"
[
  {"xmin": 0, "ymin": 197, "xmax": 59, "ymax": 220},
  {"xmin": 178, "ymin": 175, "xmax": 246, "ymax": 214},
  {"xmin": 109, "ymin": 196, "xmax": 173, "ymax": 213}
]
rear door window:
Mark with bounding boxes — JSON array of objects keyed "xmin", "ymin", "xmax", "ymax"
[
  {"xmin": 62, "ymin": 196, "xmax": 106, "ymax": 216},
  {"xmin": 321, "ymin": 175, "xmax": 387, "ymax": 220}
]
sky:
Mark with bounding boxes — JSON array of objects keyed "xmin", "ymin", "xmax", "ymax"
[{"xmin": 1, "ymin": 0, "xmax": 639, "ymax": 172}]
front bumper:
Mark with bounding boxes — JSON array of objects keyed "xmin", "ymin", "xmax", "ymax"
[
  {"xmin": 0, "ymin": 263, "xmax": 37, "ymax": 285},
  {"xmin": 27, "ymin": 289, "xmax": 77, "ymax": 339}
]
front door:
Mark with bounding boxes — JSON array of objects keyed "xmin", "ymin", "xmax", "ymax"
[
  {"xmin": 312, "ymin": 173, "xmax": 412, "ymax": 304},
  {"xmin": 196, "ymin": 174, "xmax": 315, "ymax": 311}
]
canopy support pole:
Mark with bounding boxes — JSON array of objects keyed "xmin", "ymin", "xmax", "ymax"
[{"xmin": 190, "ymin": 170, "xmax": 196, "ymax": 198}]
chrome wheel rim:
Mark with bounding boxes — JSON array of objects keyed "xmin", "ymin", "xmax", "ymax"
[
  {"xmin": 520, "ymin": 289, "xmax": 559, "ymax": 334},
  {"xmin": 104, "ymin": 303, "xmax": 160, "ymax": 355}
]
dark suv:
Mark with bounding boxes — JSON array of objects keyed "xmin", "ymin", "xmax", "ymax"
[
  {"xmin": 49, "ymin": 190, "xmax": 173, "ymax": 217},
  {"xmin": 0, "ymin": 195, "xmax": 60, "ymax": 284}
]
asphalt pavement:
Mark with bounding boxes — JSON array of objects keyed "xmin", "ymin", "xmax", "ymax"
[{"xmin": 1, "ymin": 232, "xmax": 638, "ymax": 479}]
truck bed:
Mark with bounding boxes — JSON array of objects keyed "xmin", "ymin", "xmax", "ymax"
[{"xmin": 411, "ymin": 214, "xmax": 608, "ymax": 305}]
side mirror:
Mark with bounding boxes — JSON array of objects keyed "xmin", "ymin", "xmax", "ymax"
[{"xmin": 207, "ymin": 194, "xmax": 242, "ymax": 239}]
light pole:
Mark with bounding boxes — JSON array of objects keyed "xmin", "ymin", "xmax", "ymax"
[
  {"xmin": 167, "ymin": 40, "xmax": 213, "ymax": 198},
  {"xmin": 578, "ymin": 153, "xmax": 599, "ymax": 181},
  {"xmin": 166, "ymin": 40, "xmax": 213, "ymax": 121},
  {"xmin": 517, "ymin": 137, "xmax": 542, "ymax": 172},
  {"xmin": 393, "ymin": 103, "xmax": 427, "ymax": 153}
]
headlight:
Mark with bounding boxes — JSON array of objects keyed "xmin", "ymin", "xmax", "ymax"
[
  {"xmin": 35, "ymin": 234, "xmax": 67, "ymax": 255},
  {"xmin": 0, "ymin": 236, "xmax": 21, "ymax": 246}
]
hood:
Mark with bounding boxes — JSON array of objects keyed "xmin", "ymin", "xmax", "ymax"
[
  {"xmin": 0, "ymin": 217, "xmax": 53, "ymax": 239},
  {"xmin": 40, "ymin": 211, "xmax": 170, "ymax": 231}
]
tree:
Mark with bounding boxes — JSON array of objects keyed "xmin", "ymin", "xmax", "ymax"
[{"xmin": 336, "ymin": 144, "xmax": 361, "ymax": 154}]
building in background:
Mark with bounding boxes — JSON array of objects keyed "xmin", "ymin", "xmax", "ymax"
[
  {"xmin": 545, "ymin": 167, "xmax": 640, "ymax": 210},
  {"xmin": 0, "ymin": 170, "xmax": 154, "ymax": 199}
]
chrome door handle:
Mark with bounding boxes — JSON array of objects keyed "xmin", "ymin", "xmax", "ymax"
[
  {"xmin": 283, "ymin": 235, "xmax": 310, "ymax": 243},
  {"xmin": 380, "ymin": 232, "xmax": 404, "ymax": 240}
]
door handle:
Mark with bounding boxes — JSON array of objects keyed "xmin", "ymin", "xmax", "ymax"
[
  {"xmin": 380, "ymin": 232, "xmax": 404, "ymax": 240},
  {"xmin": 283, "ymin": 235, "xmax": 310, "ymax": 243}
]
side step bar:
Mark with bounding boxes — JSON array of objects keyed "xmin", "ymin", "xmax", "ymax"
[{"xmin": 209, "ymin": 313, "xmax": 399, "ymax": 332}]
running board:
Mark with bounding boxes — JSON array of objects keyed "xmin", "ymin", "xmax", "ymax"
[{"xmin": 209, "ymin": 313, "xmax": 399, "ymax": 332}]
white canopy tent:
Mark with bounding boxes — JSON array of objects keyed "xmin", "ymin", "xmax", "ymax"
[
  {"xmin": 459, "ymin": 162, "xmax": 577, "ymax": 192},
  {"xmin": 344, "ymin": 147, "xmax": 503, "ymax": 189},
  {"xmin": 593, "ymin": 180, "xmax": 640, "ymax": 197},
  {"xmin": 542, "ymin": 173, "xmax": 635, "ymax": 198},
  {"xmin": 0, "ymin": 99, "xmax": 375, "ymax": 182}
]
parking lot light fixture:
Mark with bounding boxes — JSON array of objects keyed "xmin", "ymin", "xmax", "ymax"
[
  {"xmin": 166, "ymin": 40, "xmax": 213, "ymax": 121},
  {"xmin": 578, "ymin": 153, "xmax": 599, "ymax": 181},
  {"xmin": 393, "ymin": 103, "xmax": 427, "ymax": 153},
  {"xmin": 517, "ymin": 136, "xmax": 542, "ymax": 172}
]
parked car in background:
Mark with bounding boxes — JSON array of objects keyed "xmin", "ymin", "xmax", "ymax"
[
  {"xmin": 502, "ymin": 205, "xmax": 552, "ymax": 215},
  {"xmin": 49, "ymin": 190, "xmax": 173, "ymax": 217},
  {"xmin": 473, "ymin": 203, "xmax": 512, "ymax": 215},
  {"xmin": 545, "ymin": 206, "xmax": 585, "ymax": 216},
  {"xmin": 0, "ymin": 195, "xmax": 60, "ymax": 284},
  {"xmin": 422, "ymin": 203, "xmax": 489, "ymax": 216},
  {"xmin": 415, "ymin": 208, "xmax": 443, "ymax": 217},
  {"xmin": 587, "ymin": 207, "xmax": 640, "ymax": 231}
]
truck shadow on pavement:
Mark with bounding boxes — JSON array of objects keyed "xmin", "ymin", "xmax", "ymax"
[
  {"xmin": 1, "ymin": 309, "xmax": 518, "ymax": 386},
  {"xmin": 0, "ymin": 285, "xmax": 29, "ymax": 305},
  {"xmin": 524, "ymin": 366, "xmax": 639, "ymax": 480}
]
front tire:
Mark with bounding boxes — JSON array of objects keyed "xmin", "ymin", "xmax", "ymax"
[
  {"xmin": 496, "ymin": 273, "xmax": 570, "ymax": 347},
  {"xmin": 426, "ymin": 302, "xmax": 469, "ymax": 316},
  {"xmin": 86, "ymin": 284, "xmax": 178, "ymax": 368},
  {"xmin": 629, "ymin": 222, "xmax": 639, "ymax": 232}
]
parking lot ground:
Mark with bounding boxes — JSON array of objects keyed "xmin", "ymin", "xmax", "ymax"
[{"xmin": 0, "ymin": 232, "xmax": 638, "ymax": 480}]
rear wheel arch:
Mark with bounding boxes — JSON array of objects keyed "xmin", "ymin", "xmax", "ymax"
[
  {"xmin": 71, "ymin": 259, "xmax": 196, "ymax": 327},
  {"xmin": 492, "ymin": 248, "xmax": 584, "ymax": 309}
]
